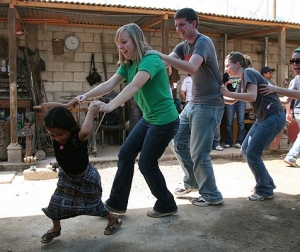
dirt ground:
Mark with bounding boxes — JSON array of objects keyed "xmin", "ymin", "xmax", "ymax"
[{"xmin": 0, "ymin": 157, "xmax": 300, "ymax": 252}]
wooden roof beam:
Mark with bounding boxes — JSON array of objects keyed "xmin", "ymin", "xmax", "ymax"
[
  {"xmin": 23, "ymin": 18, "xmax": 69, "ymax": 25},
  {"xmin": 228, "ymin": 26, "xmax": 285, "ymax": 39},
  {"xmin": 140, "ymin": 14, "xmax": 166, "ymax": 29},
  {"xmin": 199, "ymin": 15, "xmax": 300, "ymax": 29}
]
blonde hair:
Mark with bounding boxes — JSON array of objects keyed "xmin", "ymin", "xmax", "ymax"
[
  {"xmin": 115, "ymin": 23, "xmax": 152, "ymax": 66},
  {"xmin": 226, "ymin": 51, "xmax": 252, "ymax": 68}
]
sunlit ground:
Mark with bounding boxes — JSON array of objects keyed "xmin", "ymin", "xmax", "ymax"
[{"xmin": 0, "ymin": 159, "xmax": 299, "ymax": 218}]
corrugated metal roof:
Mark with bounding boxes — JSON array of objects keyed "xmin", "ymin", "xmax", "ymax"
[{"xmin": 0, "ymin": 0, "xmax": 299, "ymax": 41}]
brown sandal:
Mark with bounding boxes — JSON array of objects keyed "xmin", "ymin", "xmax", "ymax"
[
  {"xmin": 41, "ymin": 228, "xmax": 61, "ymax": 243},
  {"xmin": 104, "ymin": 217, "xmax": 122, "ymax": 235}
]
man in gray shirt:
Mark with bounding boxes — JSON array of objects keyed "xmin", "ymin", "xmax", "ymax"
[{"xmin": 152, "ymin": 8, "xmax": 224, "ymax": 206}]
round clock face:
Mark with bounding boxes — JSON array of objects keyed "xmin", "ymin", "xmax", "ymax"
[{"xmin": 65, "ymin": 36, "xmax": 79, "ymax": 50}]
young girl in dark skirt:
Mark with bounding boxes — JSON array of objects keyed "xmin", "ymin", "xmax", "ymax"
[{"xmin": 40, "ymin": 99, "xmax": 121, "ymax": 243}]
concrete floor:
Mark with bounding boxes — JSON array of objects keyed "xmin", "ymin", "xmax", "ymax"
[{"xmin": 1, "ymin": 153, "xmax": 299, "ymax": 252}]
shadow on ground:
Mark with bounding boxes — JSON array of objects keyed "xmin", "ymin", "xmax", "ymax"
[{"xmin": 1, "ymin": 193, "xmax": 300, "ymax": 252}]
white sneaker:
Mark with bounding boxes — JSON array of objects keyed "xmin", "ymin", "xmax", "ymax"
[
  {"xmin": 215, "ymin": 145, "xmax": 223, "ymax": 151},
  {"xmin": 248, "ymin": 193, "xmax": 274, "ymax": 201},
  {"xmin": 192, "ymin": 196, "xmax": 224, "ymax": 206}
]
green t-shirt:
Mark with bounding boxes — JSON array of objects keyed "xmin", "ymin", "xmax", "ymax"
[{"xmin": 117, "ymin": 54, "xmax": 178, "ymax": 125}]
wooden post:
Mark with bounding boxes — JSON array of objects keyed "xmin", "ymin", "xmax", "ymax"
[
  {"xmin": 222, "ymin": 34, "xmax": 228, "ymax": 73},
  {"xmin": 7, "ymin": 5, "xmax": 22, "ymax": 163},
  {"xmin": 162, "ymin": 14, "xmax": 169, "ymax": 55},
  {"xmin": 100, "ymin": 33, "xmax": 107, "ymax": 81},
  {"xmin": 273, "ymin": 0, "xmax": 277, "ymax": 20},
  {"xmin": 8, "ymin": 6, "xmax": 18, "ymax": 143},
  {"xmin": 278, "ymin": 28, "xmax": 286, "ymax": 87},
  {"xmin": 264, "ymin": 37, "xmax": 269, "ymax": 66}
]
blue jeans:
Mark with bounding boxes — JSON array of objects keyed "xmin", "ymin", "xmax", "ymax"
[
  {"xmin": 170, "ymin": 102, "xmax": 224, "ymax": 202},
  {"xmin": 285, "ymin": 113, "xmax": 300, "ymax": 162},
  {"xmin": 212, "ymin": 125, "xmax": 221, "ymax": 147},
  {"xmin": 241, "ymin": 110, "xmax": 286, "ymax": 196},
  {"xmin": 225, "ymin": 101, "xmax": 246, "ymax": 145},
  {"xmin": 106, "ymin": 117, "xmax": 179, "ymax": 213}
]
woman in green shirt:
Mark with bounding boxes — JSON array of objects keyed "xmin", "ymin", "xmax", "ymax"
[{"xmin": 76, "ymin": 23, "xmax": 179, "ymax": 218}]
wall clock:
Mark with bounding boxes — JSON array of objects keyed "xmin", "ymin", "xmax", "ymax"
[{"xmin": 65, "ymin": 35, "xmax": 79, "ymax": 50}]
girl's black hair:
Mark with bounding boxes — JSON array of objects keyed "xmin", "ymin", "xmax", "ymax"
[{"xmin": 44, "ymin": 107, "xmax": 80, "ymax": 133}]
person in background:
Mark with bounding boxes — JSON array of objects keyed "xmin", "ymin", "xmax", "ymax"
[
  {"xmin": 168, "ymin": 65, "xmax": 181, "ymax": 101},
  {"xmin": 222, "ymin": 72, "xmax": 246, "ymax": 148},
  {"xmin": 128, "ymin": 97, "xmax": 142, "ymax": 133},
  {"xmin": 221, "ymin": 52, "xmax": 285, "ymax": 201},
  {"xmin": 167, "ymin": 66, "xmax": 173, "ymax": 97},
  {"xmin": 284, "ymin": 79, "xmax": 300, "ymax": 167},
  {"xmin": 76, "ymin": 23, "xmax": 179, "ymax": 218},
  {"xmin": 260, "ymin": 47, "xmax": 300, "ymax": 167},
  {"xmin": 261, "ymin": 66, "xmax": 276, "ymax": 85},
  {"xmin": 180, "ymin": 74, "xmax": 193, "ymax": 106},
  {"xmin": 40, "ymin": 100, "xmax": 122, "ymax": 244},
  {"xmin": 212, "ymin": 125, "xmax": 223, "ymax": 151},
  {"xmin": 151, "ymin": 8, "xmax": 224, "ymax": 207}
]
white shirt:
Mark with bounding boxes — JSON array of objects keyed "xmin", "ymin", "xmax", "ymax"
[
  {"xmin": 288, "ymin": 76, "xmax": 299, "ymax": 90},
  {"xmin": 288, "ymin": 76, "xmax": 300, "ymax": 112},
  {"xmin": 181, "ymin": 76, "xmax": 193, "ymax": 102}
]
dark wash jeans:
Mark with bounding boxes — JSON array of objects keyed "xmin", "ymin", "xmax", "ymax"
[
  {"xmin": 241, "ymin": 110, "xmax": 286, "ymax": 196},
  {"xmin": 106, "ymin": 116, "xmax": 179, "ymax": 213},
  {"xmin": 225, "ymin": 101, "xmax": 246, "ymax": 146}
]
